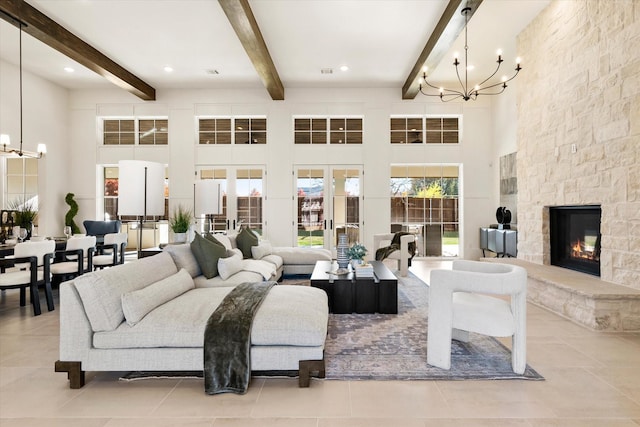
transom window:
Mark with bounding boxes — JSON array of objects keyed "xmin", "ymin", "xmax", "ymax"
[
  {"xmin": 198, "ymin": 117, "xmax": 267, "ymax": 145},
  {"xmin": 294, "ymin": 117, "xmax": 363, "ymax": 144},
  {"xmin": 103, "ymin": 118, "xmax": 168, "ymax": 145},
  {"xmin": 390, "ymin": 116, "xmax": 460, "ymax": 144}
]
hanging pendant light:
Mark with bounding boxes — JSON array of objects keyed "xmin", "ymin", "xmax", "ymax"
[
  {"xmin": 1, "ymin": 20, "xmax": 46, "ymax": 158},
  {"xmin": 419, "ymin": 5, "xmax": 521, "ymax": 102}
]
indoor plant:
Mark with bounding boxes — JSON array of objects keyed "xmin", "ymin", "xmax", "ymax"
[
  {"xmin": 347, "ymin": 242, "xmax": 368, "ymax": 265},
  {"xmin": 8, "ymin": 198, "xmax": 38, "ymax": 239},
  {"xmin": 169, "ymin": 205, "xmax": 193, "ymax": 243}
]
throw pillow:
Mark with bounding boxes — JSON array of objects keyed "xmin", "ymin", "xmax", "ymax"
[
  {"xmin": 190, "ymin": 232, "xmax": 227, "ymax": 279},
  {"xmin": 217, "ymin": 252, "xmax": 243, "ymax": 280},
  {"xmin": 207, "ymin": 233, "xmax": 233, "ymax": 251},
  {"xmin": 236, "ymin": 227, "xmax": 259, "ymax": 259},
  {"xmin": 121, "ymin": 268, "xmax": 195, "ymax": 326},
  {"xmin": 251, "ymin": 242, "xmax": 273, "ymax": 260}
]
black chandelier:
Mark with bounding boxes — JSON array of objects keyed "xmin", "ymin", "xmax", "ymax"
[
  {"xmin": 419, "ymin": 6, "xmax": 521, "ymax": 102},
  {"xmin": 0, "ymin": 19, "xmax": 46, "ymax": 158}
]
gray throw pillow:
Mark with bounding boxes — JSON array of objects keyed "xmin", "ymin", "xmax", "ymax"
[
  {"xmin": 190, "ymin": 233, "xmax": 227, "ymax": 279},
  {"xmin": 236, "ymin": 227, "xmax": 259, "ymax": 259}
]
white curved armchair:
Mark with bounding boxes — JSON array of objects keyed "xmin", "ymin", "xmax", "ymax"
[
  {"xmin": 427, "ymin": 260, "xmax": 528, "ymax": 374},
  {"xmin": 373, "ymin": 232, "xmax": 415, "ymax": 277}
]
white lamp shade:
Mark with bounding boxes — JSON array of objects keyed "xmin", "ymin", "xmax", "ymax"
[
  {"xmin": 0, "ymin": 134, "xmax": 10, "ymax": 146},
  {"xmin": 194, "ymin": 179, "xmax": 222, "ymax": 216},
  {"xmin": 118, "ymin": 160, "xmax": 165, "ymax": 216}
]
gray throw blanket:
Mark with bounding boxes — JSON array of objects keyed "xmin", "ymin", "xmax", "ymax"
[{"xmin": 204, "ymin": 281, "xmax": 276, "ymax": 395}]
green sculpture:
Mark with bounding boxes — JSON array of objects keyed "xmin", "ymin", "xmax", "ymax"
[{"xmin": 65, "ymin": 193, "xmax": 81, "ymax": 234}]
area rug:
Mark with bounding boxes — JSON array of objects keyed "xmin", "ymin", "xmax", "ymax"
[
  {"xmin": 121, "ymin": 274, "xmax": 543, "ymax": 382},
  {"xmin": 322, "ymin": 272, "xmax": 543, "ymax": 381}
]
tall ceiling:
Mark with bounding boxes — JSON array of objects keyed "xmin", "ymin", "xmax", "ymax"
[{"xmin": 0, "ymin": 0, "xmax": 550, "ymax": 100}]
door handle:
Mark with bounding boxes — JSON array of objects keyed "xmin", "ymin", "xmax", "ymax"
[
  {"xmin": 324, "ymin": 220, "xmax": 327, "ymax": 230},
  {"xmin": 330, "ymin": 219, "xmax": 333, "ymax": 230}
]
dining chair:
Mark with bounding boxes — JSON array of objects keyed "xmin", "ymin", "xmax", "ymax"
[
  {"xmin": 0, "ymin": 240, "xmax": 56, "ymax": 315},
  {"xmin": 93, "ymin": 232, "xmax": 128, "ymax": 269},
  {"xmin": 50, "ymin": 235, "xmax": 96, "ymax": 283}
]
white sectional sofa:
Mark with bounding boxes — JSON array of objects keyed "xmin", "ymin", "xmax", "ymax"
[
  {"xmin": 55, "ymin": 250, "xmax": 329, "ymax": 390},
  {"xmin": 162, "ymin": 233, "xmax": 332, "ymax": 286}
]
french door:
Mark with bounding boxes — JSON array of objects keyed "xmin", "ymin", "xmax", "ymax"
[
  {"xmin": 294, "ymin": 165, "xmax": 362, "ymax": 250},
  {"xmin": 196, "ymin": 166, "xmax": 265, "ymax": 235}
]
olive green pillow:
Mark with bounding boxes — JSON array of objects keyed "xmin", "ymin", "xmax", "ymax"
[
  {"xmin": 190, "ymin": 233, "xmax": 227, "ymax": 279},
  {"xmin": 236, "ymin": 227, "xmax": 259, "ymax": 259}
]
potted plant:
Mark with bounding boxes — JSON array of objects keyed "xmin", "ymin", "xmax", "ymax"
[
  {"xmin": 64, "ymin": 193, "xmax": 81, "ymax": 234},
  {"xmin": 347, "ymin": 242, "xmax": 368, "ymax": 267},
  {"xmin": 8, "ymin": 198, "xmax": 38, "ymax": 239},
  {"xmin": 169, "ymin": 205, "xmax": 193, "ymax": 243}
]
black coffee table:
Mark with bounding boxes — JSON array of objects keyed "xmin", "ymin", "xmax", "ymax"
[{"xmin": 310, "ymin": 260, "xmax": 398, "ymax": 314}]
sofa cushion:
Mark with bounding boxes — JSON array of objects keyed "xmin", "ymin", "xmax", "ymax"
[
  {"xmin": 121, "ymin": 268, "xmax": 195, "ymax": 326},
  {"xmin": 236, "ymin": 227, "xmax": 259, "ymax": 259},
  {"xmin": 93, "ymin": 286, "xmax": 328, "ymax": 349},
  {"xmin": 193, "ymin": 270, "xmax": 264, "ymax": 288},
  {"xmin": 272, "ymin": 247, "xmax": 332, "ymax": 265},
  {"xmin": 163, "ymin": 243, "xmax": 201, "ymax": 278},
  {"xmin": 251, "ymin": 242, "xmax": 273, "ymax": 259},
  {"xmin": 73, "ymin": 251, "xmax": 178, "ymax": 332},
  {"xmin": 217, "ymin": 252, "xmax": 243, "ymax": 281},
  {"xmin": 190, "ymin": 233, "xmax": 227, "ymax": 279},
  {"xmin": 261, "ymin": 253, "xmax": 283, "ymax": 270}
]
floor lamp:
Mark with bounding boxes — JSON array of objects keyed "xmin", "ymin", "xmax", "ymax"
[
  {"xmin": 118, "ymin": 160, "xmax": 165, "ymax": 258},
  {"xmin": 194, "ymin": 180, "xmax": 222, "ymax": 234}
]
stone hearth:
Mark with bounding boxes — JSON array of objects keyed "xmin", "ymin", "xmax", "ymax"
[{"xmin": 483, "ymin": 258, "xmax": 640, "ymax": 332}]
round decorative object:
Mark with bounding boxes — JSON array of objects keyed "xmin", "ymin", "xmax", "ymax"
[{"xmin": 336, "ymin": 233, "xmax": 349, "ymax": 269}]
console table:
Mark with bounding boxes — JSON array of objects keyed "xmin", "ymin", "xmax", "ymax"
[
  {"xmin": 480, "ymin": 227, "xmax": 517, "ymax": 257},
  {"xmin": 310, "ymin": 260, "xmax": 398, "ymax": 314}
]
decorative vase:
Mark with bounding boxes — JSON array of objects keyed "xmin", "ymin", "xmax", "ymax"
[
  {"xmin": 336, "ymin": 233, "xmax": 349, "ymax": 269},
  {"xmin": 351, "ymin": 258, "xmax": 363, "ymax": 269},
  {"xmin": 173, "ymin": 232, "xmax": 187, "ymax": 244}
]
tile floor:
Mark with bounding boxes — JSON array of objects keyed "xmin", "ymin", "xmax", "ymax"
[{"xmin": 1, "ymin": 259, "xmax": 639, "ymax": 426}]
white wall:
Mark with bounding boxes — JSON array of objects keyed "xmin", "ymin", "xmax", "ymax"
[
  {"xmin": 0, "ymin": 72, "xmax": 501, "ymax": 258},
  {"xmin": 64, "ymin": 86, "xmax": 498, "ymax": 258},
  {"xmin": 0, "ymin": 58, "xmax": 69, "ymax": 237}
]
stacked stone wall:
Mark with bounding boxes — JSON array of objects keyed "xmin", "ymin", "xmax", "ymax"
[{"xmin": 517, "ymin": 0, "xmax": 640, "ymax": 289}]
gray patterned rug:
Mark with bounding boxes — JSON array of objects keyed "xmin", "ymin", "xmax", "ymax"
[{"xmin": 318, "ymin": 273, "xmax": 544, "ymax": 381}]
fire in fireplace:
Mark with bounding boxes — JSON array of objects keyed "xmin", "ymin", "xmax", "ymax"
[{"xmin": 549, "ymin": 205, "xmax": 601, "ymax": 276}]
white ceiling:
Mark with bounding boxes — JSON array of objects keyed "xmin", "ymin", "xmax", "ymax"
[{"xmin": 0, "ymin": 0, "xmax": 550, "ymax": 95}]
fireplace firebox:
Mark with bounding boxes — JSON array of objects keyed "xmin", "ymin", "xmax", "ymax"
[{"xmin": 549, "ymin": 205, "xmax": 601, "ymax": 276}]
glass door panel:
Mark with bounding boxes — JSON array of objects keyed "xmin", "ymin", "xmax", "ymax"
[
  {"xmin": 197, "ymin": 166, "xmax": 265, "ymax": 234},
  {"xmin": 332, "ymin": 168, "xmax": 361, "ymax": 246},
  {"xmin": 295, "ymin": 166, "xmax": 362, "ymax": 250},
  {"xmin": 198, "ymin": 169, "xmax": 228, "ymax": 233},
  {"xmin": 296, "ymin": 168, "xmax": 325, "ymax": 248},
  {"xmin": 235, "ymin": 168, "xmax": 264, "ymax": 235}
]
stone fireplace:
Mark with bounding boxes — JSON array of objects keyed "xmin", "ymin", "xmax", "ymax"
[
  {"xmin": 549, "ymin": 205, "xmax": 601, "ymax": 276},
  {"xmin": 516, "ymin": 0, "xmax": 640, "ymax": 291}
]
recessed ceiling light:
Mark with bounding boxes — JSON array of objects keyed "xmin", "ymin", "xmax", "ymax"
[
  {"xmin": 206, "ymin": 69, "xmax": 220, "ymax": 75},
  {"xmin": 63, "ymin": 67, "xmax": 74, "ymax": 73},
  {"xmin": 339, "ymin": 65, "xmax": 349, "ymax": 72},
  {"xmin": 163, "ymin": 66, "xmax": 174, "ymax": 73},
  {"xmin": 321, "ymin": 68, "xmax": 333, "ymax": 74}
]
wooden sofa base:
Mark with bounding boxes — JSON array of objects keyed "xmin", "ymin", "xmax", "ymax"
[
  {"xmin": 55, "ymin": 358, "xmax": 325, "ymax": 389},
  {"xmin": 55, "ymin": 360, "xmax": 85, "ymax": 389}
]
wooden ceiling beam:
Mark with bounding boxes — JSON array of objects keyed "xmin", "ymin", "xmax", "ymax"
[
  {"xmin": 402, "ymin": 0, "xmax": 483, "ymax": 100},
  {"xmin": 0, "ymin": 0, "xmax": 156, "ymax": 101},
  {"xmin": 219, "ymin": 0, "xmax": 285, "ymax": 100}
]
